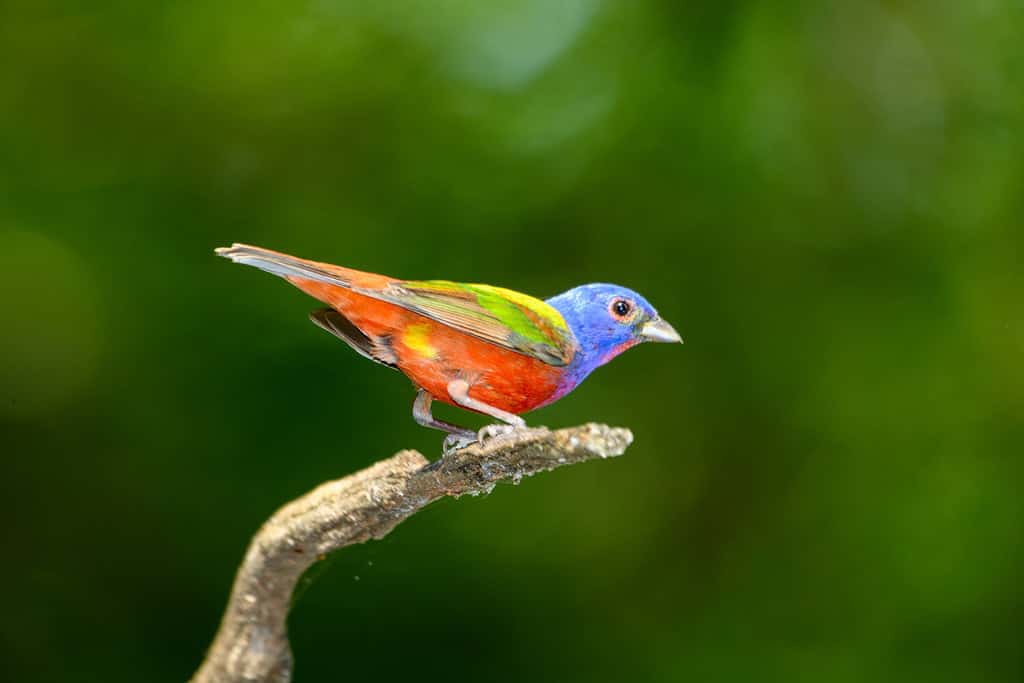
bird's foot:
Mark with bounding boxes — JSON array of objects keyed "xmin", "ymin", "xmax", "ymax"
[
  {"xmin": 477, "ymin": 422, "xmax": 526, "ymax": 445},
  {"xmin": 442, "ymin": 433, "xmax": 478, "ymax": 456},
  {"xmin": 441, "ymin": 419, "xmax": 528, "ymax": 456}
]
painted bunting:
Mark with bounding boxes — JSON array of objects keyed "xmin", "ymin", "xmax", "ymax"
[{"xmin": 216, "ymin": 244, "xmax": 682, "ymax": 452}]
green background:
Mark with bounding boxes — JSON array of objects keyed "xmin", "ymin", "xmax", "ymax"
[{"xmin": 2, "ymin": 1, "xmax": 1022, "ymax": 681}]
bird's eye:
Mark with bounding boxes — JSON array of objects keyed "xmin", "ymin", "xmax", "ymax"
[{"xmin": 611, "ymin": 299, "xmax": 632, "ymax": 320}]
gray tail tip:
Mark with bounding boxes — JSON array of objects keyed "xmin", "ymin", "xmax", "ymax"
[{"xmin": 214, "ymin": 243, "xmax": 249, "ymax": 260}]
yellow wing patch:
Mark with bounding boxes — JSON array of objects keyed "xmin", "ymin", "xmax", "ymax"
[{"xmin": 471, "ymin": 284, "xmax": 570, "ymax": 334}]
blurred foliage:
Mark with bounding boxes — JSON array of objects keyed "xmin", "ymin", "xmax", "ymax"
[{"xmin": 2, "ymin": 1, "xmax": 1022, "ymax": 681}]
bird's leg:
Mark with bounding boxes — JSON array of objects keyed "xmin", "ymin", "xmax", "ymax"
[
  {"xmin": 446, "ymin": 379, "xmax": 527, "ymax": 444},
  {"xmin": 412, "ymin": 389, "xmax": 477, "ymax": 455}
]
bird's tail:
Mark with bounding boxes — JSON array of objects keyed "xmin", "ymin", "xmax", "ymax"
[{"xmin": 215, "ymin": 243, "xmax": 353, "ymax": 288}]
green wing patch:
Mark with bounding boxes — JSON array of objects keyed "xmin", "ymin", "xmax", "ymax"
[{"xmin": 366, "ymin": 279, "xmax": 575, "ymax": 366}]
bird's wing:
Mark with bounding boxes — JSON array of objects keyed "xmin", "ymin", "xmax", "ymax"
[{"xmin": 368, "ymin": 280, "xmax": 577, "ymax": 366}]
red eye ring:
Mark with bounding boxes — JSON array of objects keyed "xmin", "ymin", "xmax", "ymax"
[{"xmin": 611, "ymin": 299, "xmax": 633, "ymax": 319}]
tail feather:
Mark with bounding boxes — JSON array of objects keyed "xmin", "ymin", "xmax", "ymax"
[{"xmin": 215, "ymin": 243, "xmax": 352, "ymax": 288}]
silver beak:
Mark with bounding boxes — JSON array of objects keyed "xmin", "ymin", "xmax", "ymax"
[{"xmin": 641, "ymin": 317, "xmax": 683, "ymax": 344}]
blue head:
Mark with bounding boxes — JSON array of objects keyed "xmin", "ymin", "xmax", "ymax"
[{"xmin": 547, "ymin": 283, "xmax": 681, "ymax": 393}]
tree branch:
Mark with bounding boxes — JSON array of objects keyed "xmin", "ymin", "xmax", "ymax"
[{"xmin": 190, "ymin": 423, "xmax": 633, "ymax": 683}]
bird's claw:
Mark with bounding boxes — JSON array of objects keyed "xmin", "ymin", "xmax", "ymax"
[
  {"xmin": 442, "ymin": 433, "xmax": 478, "ymax": 456},
  {"xmin": 477, "ymin": 423, "xmax": 523, "ymax": 444},
  {"xmin": 441, "ymin": 422, "xmax": 527, "ymax": 456}
]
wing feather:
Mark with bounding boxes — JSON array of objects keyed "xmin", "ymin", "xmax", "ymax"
[{"xmin": 363, "ymin": 280, "xmax": 576, "ymax": 366}]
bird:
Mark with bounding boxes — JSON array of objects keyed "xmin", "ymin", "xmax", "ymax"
[{"xmin": 215, "ymin": 243, "xmax": 682, "ymax": 452}]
